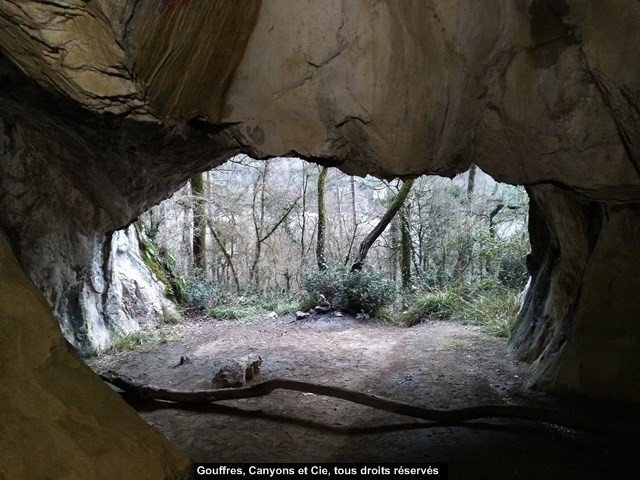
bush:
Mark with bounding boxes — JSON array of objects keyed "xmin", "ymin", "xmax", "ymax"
[
  {"xmin": 204, "ymin": 290, "xmax": 301, "ymax": 321},
  {"xmin": 161, "ymin": 306, "xmax": 183, "ymax": 325},
  {"xmin": 498, "ymin": 255, "xmax": 529, "ymax": 289},
  {"xmin": 336, "ymin": 267, "xmax": 397, "ymax": 315},
  {"xmin": 301, "ymin": 269, "xmax": 342, "ymax": 304},
  {"xmin": 209, "ymin": 304, "xmax": 260, "ymax": 320},
  {"xmin": 302, "ymin": 266, "xmax": 397, "ymax": 316},
  {"xmin": 414, "ymin": 269, "xmax": 452, "ymax": 292},
  {"xmin": 457, "ymin": 287, "xmax": 521, "ymax": 337},
  {"xmin": 184, "ymin": 278, "xmax": 228, "ymax": 310},
  {"xmin": 110, "ymin": 331, "xmax": 154, "ymax": 352}
]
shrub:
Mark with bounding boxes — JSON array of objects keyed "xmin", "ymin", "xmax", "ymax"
[
  {"xmin": 184, "ymin": 278, "xmax": 227, "ymax": 310},
  {"xmin": 414, "ymin": 269, "xmax": 452, "ymax": 291},
  {"xmin": 457, "ymin": 288, "xmax": 521, "ymax": 337},
  {"xmin": 395, "ymin": 283, "xmax": 520, "ymax": 337},
  {"xmin": 302, "ymin": 266, "xmax": 397, "ymax": 316},
  {"xmin": 336, "ymin": 267, "xmax": 397, "ymax": 315},
  {"xmin": 498, "ymin": 255, "xmax": 529, "ymax": 289},
  {"xmin": 301, "ymin": 268, "xmax": 342, "ymax": 304},
  {"xmin": 110, "ymin": 331, "xmax": 154, "ymax": 352}
]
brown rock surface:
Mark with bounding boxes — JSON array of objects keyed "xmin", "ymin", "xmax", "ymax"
[
  {"xmin": 0, "ymin": 232, "xmax": 191, "ymax": 480},
  {"xmin": 1, "ymin": 0, "xmax": 640, "ymax": 476}
]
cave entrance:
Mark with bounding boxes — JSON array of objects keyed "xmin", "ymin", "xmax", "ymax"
[
  {"xmin": 89, "ymin": 159, "xmax": 639, "ymax": 476},
  {"xmin": 134, "ymin": 156, "xmax": 530, "ymax": 328}
]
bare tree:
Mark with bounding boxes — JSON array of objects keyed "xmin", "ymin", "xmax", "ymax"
[
  {"xmin": 250, "ymin": 162, "xmax": 299, "ymax": 288},
  {"xmin": 351, "ymin": 179, "xmax": 415, "ymax": 271}
]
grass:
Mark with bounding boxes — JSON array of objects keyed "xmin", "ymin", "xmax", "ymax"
[
  {"xmin": 110, "ymin": 331, "xmax": 155, "ymax": 352},
  {"xmin": 161, "ymin": 306, "xmax": 183, "ymax": 325},
  {"xmin": 159, "ymin": 329, "xmax": 184, "ymax": 343},
  {"xmin": 389, "ymin": 285, "xmax": 521, "ymax": 337},
  {"xmin": 109, "ymin": 327, "xmax": 184, "ymax": 352},
  {"xmin": 206, "ymin": 293, "xmax": 304, "ymax": 320},
  {"xmin": 208, "ymin": 304, "xmax": 261, "ymax": 320},
  {"xmin": 445, "ymin": 337, "xmax": 472, "ymax": 347}
]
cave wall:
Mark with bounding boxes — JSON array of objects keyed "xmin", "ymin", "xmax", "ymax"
[
  {"xmin": 0, "ymin": 231, "xmax": 192, "ymax": 479},
  {"xmin": 0, "ymin": 56, "xmax": 236, "ymax": 354},
  {"xmin": 0, "ymin": 0, "xmax": 638, "ymax": 392},
  {"xmin": 1, "ymin": 0, "xmax": 640, "ymax": 476},
  {"xmin": 511, "ymin": 185, "xmax": 640, "ymax": 401}
]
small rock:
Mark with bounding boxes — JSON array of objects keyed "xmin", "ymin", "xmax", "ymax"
[
  {"xmin": 243, "ymin": 354, "xmax": 263, "ymax": 380},
  {"xmin": 296, "ymin": 311, "xmax": 310, "ymax": 320},
  {"xmin": 173, "ymin": 354, "xmax": 191, "ymax": 368},
  {"xmin": 266, "ymin": 311, "xmax": 278, "ymax": 319},
  {"xmin": 213, "ymin": 354, "xmax": 263, "ymax": 388},
  {"xmin": 213, "ymin": 360, "xmax": 246, "ymax": 388},
  {"xmin": 314, "ymin": 294, "xmax": 332, "ymax": 313},
  {"xmin": 334, "ymin": 311, "xmax": 343, "ymax": 318}
]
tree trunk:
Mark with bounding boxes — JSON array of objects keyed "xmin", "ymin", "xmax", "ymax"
[
  {"xmin": 351, "ymin": 179, "xmax": 415, "ymax": 271},
  {"xmin": 190, "ymin": 172, "xmax": 207, "ymax": 276},
  {"xmin": 467, "ymin": 163, "xmax": 477, "ymax": 200},
  {"xmin": 207, "ymin": 219, "xmax": 240, "ymax": 293},
  {"xmin": 316, "ymin": 166, "xmax": 329, "ymax": 270},
  {"xmin": 300, "ymin": 163, "xmax": 309, "ymax": 265},
  {"xmin": 400, "ymin": 206, "xmax": 412, "ymax": 288},
  {"xmin": 250, "ymin": 163, "xmax": 269, "ymax": 287}
]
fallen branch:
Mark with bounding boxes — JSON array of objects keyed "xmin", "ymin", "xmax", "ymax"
[{"xmin": 99, "ymin": 371, "xmax": 633, "ymax": 435}]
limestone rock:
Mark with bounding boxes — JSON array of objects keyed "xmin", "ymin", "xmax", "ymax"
[
  {"xmin": 0, "ymin": 4, "xmax": 640, "ymax": 478},
  {"xmin": 0, "ymin": 231, "xmax": 191, "ymax": 480},
  {"xmin": 213, "ymin": 355, "xmax": 262, "ymax": 388},
  {"xmin": 0, "ymin": 56, "xmax": 229, "ymax": 355},
  {"xmin": 0, "ymin": 0, "xmax": 632, "ymax": 400}
]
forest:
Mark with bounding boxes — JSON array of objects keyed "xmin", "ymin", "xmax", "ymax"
[{"xmin": 137, "ymin": 156, "xmax": 530, "ymax": 338}]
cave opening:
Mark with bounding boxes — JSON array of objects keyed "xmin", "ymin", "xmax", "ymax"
[
  {"xmin": 84, "ymin": 158, "xmax": 640, "ymax": 477},
  {"xmin": 2, "ymin": 0, "xmax": 640, "ymax": 476}
]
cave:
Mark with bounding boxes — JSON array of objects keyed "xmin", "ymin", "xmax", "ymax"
[{"xmin": 1, "ymin": 1, "xmax": 639, "ymax": 479}]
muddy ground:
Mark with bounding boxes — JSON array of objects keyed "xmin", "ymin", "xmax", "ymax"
[{"xmin": 89, "ymin": 313, "xmax": 640, "ymax": 479}]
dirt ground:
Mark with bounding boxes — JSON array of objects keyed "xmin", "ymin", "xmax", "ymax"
[{"xmin": 89, "ymin": 312, "xmax": 640, "ymax": 479}]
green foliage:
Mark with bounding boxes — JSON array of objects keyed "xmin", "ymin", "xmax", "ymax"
[
  {"xmin": 336, "ymin": 267, "xmax": 397, "ymax": 315},
  {"xmin": 185, "ymin": 278, "xmax": 228, "ymax": 310},
  {"xmin": 393, "ymin": 283, "xmax": 521, "ymax": 337},
  {"xmin": 137, "ymin": 229, "xmax": 187, "ymax": 303},
  {"xmin": 162, "ymin": 252, "xmax": 187, "ymax": 302},
  {"xmin": 301, "ymin": 268, "xmax": 342, "ymax": 304},
  {"xmin": 110, "ymin": 331, "xmax": 154, "ymax": 352},
  {"xmin": 159, "ymin": 329, "xmax": 184, "ymax": 343},
  {"xmin": 396, "ymin": 287, "xmax": 462, "ymax": 327},
  {"xmin": 209, "ymin": 304, "xmax": 260, "ymax": 320},
  {"xmin": 205, "ymin": 290, "xmax": 300, "ymax": 320},
  {"xmin": 498, "ymin": 254, "xmax": 529, "ymax": 289},
  {"xmin": 457, "ymin": 288, "xmax": 520, "ymax": 337},
  {"xmin": 302, "ymin": 266, "xmax": 397, "ymax": 316},
  {"xmin": 257, "ymin": 291, "xmax": 301, "ymax": 316},
  {"xmin": 110, "ymin": 327, "xmax": 184, "ymax": 352},
  {"xmin": 161, "ymin": 307, "xmax": 183, "ymax": 325},
  {"xmin": 414, "ymin": 269, "xmax": 452, "ymax": 291}
]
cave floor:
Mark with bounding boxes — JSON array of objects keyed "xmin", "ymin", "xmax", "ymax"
[{"xmin": 89, "ymin": 314, "xmax": 640, "ymax": 479}]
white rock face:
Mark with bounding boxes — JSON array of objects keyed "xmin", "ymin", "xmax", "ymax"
[{"xmin": 104, "ymin": 225, "xmax": 169, "ymax": 337}]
